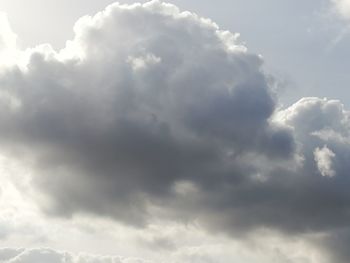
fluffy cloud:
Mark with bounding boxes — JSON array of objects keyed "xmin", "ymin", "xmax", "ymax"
[
  {"xmin": 314, "ymin": 145, "xmax": 336, "ymax": 177},
  {"xmin": 0, "ymin": 1, "xmax": 350, "ymax": 262},
  {"xmin": 0, "ymin": 0, "xmax": 295, "ymax": 227}
]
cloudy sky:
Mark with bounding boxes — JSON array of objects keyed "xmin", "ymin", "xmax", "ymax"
[{"xmin": 0, "ymin": 1, "xmax": 350, "ymax": 262}]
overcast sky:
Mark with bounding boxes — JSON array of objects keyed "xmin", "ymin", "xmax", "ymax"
[{"xmin": 0, "ymin": 1, "xmax": 350, "ymax": 263}]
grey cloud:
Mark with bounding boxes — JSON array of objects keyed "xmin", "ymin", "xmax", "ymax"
[
  {"xmin": 0, "ymin": 248, "xmax": 24, "ymax": 261},
  {"xmin": 202, "ymin": 97, "xmax": 350, "ymax": 234},
  {"xmin": 317, "ymin": 227, "xmax": 350, "ymax": 263},
  {"xmin": 139, "ymin": 235, "xmax": 176, "ymax": 251},
  {"xmin": 0, "ymin": 2, "xmax": 350, "ymax": 262},
  {"xmin": 0, "ymin": 0, "xmax": 294, "ymax": 226}
]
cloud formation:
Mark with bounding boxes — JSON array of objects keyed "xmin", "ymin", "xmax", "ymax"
[
  {"xmin": 0, "ymin": 1, "xmax": 350, "ymax": 262},
  {"xmin": 0, "ymin": 0, "xmax": 295, "ymax": 226},
  {"xmin": 314, "ymin": 145, "xmax": 336, "ymax": 177}
]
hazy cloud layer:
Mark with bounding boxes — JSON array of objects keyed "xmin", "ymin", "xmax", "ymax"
[
  {"xmin": 332, "ymin": 0, "xmax": 350, "ymax": 19},
  {"xmin": 0, "ymin": 239, "xmax": 327, "ymax": 263},
  {"xmin": 0, "ymin": 1, "xmax": 350, "ymax": 262},
  {"xmin": 0, "ymin": 248, "xmax": 150, "ymax": 263}
]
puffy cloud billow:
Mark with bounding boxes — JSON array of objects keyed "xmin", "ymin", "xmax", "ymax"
[
  {"xmin": 0, "ymin": 1, "xmax": 350, "ymax": 262},
  {"xmin": 0, "ymin": 0, "xmax": 295, "ymax": 224}
]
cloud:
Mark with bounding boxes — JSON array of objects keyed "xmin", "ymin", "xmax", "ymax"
[
  {"xmin": 0, "ymin": 1, "xmax": 350, "ymax": 262},
  {"xmin": 0, "ymin": 0, "xmax": 295, "ymax": 227},
  {"xmin": 314, "ymin": 145, "xmax": 336, "ymax": 177},
  {"xmin": 331, "ymin": 0, "xmax": 350, "ymax": 20},
  {"xmin": 0, "ymin": 234, "xmax": 326, "ymax": 263},
  {"xmin": 0, "ymin": 248, "xmax": 150, "ymax": 263},
  {"xmin": 0, "ymin": 12, "xmax": 18, "ymax": 67}
]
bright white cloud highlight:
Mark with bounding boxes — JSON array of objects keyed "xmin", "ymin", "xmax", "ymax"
[
  {"xmin": 0, "ymin": 12, "xmax": 18, "ymax": 66},
  {"xmin": 0, "ymin": 248, "xmax": 150, "ymax": 263},
  {"xmin": 314, "ymin": 145, "xmax": 336, "ymax": 177},
  {"xmin": 332, "ymin": 0, "xmax": 350, "ymax": 19}
]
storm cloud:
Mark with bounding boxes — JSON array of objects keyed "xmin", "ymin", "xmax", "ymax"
[
  {"xmin": 0, "ymin": 0, "xmax": 295, "ymax": 224},
  {"xmin": 0, "ymin": 1, "xmax": 350, "ymax": 262}
]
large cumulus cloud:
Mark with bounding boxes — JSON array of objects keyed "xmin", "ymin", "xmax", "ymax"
[
  {"xmin": 0, "ymin": 1, "xmax": 350, "ymax": 262},
  {"xmin": 0, "ymin": 0, "xmax": 294, "ymax": 225}
]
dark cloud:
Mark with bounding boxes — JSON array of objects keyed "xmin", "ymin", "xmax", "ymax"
[
  {"xmin": 184, "ymin": 98, "xmax": 350, "ymax": 236},
  {"xmin": 0, "ymin": 1, "xmax": 350, "ymax": 262},
  {"xmin": 317, "ymin": 227, "xmax": 350, "ymax": 263},
  {"xmin": 0, "ymin": 0, "xmax": 294, "ymax": 226}
]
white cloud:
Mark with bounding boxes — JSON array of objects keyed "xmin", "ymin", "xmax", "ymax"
[
  {"xmin": 127, "ymin": 53, "xmax": 161, "ymax": 71},
  {"xmin": 314, "ymin": 145, "xmax": 336, "ymax": 177},
  {"xmin": 332, "ymin": 0, "xmax": 350, "ymax": 19},
  {"xmin": 0, "ymin": 232, "xmax": 327, "ymax": 263},
  {"xmin": 0, "ymin": 12, "xmax": 18, "ymax": 67},
  {"xmin": 0, "ymin": 13, "xmax": 16, "ymax": 51},
  {"xmin": 0, "ymin": 248, "xmax": 151, "ymax": 263}
]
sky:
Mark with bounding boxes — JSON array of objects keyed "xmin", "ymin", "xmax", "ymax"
[
  {"xmin": 2, "ymin": 0, "xmax": 350, "ymax": 105},
  {"xmin": 0, "ymin": 1, "xmax": 350, "ymax": 262}
]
